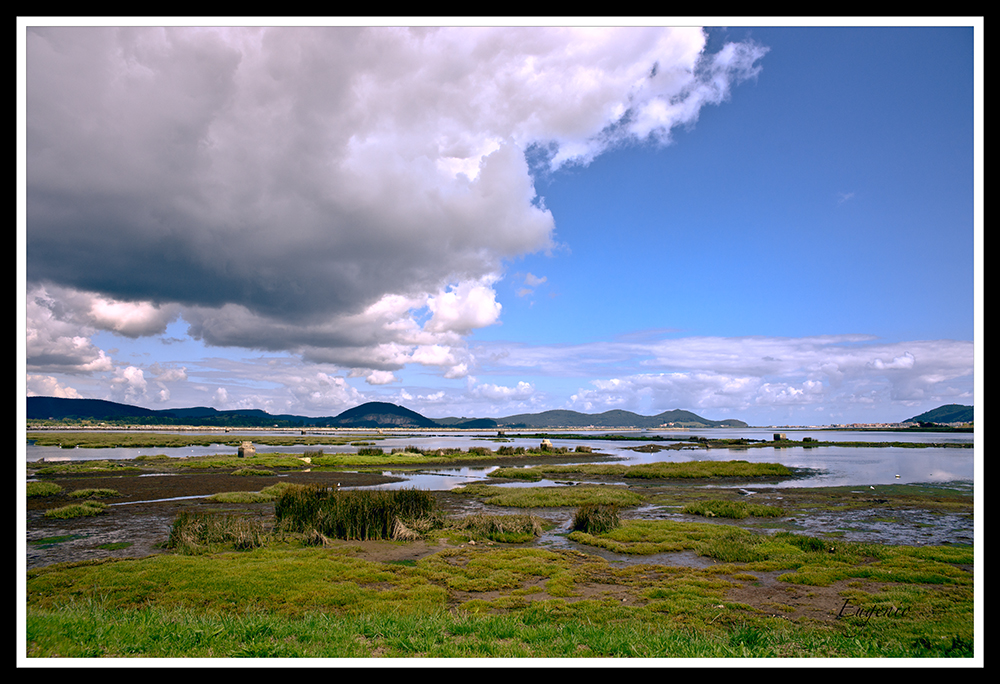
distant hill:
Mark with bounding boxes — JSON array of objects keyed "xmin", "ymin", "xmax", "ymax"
[
  {"xmin": 26, "ymin": 396, "xmax": 743, "ymax": 430},
  {"xmin": 320, "ymin": 401, "xmax": 440, "ymax": 429},
  {"xmin": 496, "ymin": 408, "xmax": 747, "ymax": 429},
  {"xmin": 26, "ymin": 396, "xmax": 311, "ymax": 428},
  {"xmin": 905, "ymin": 404, "xmax": 973, "ymax": 425}
]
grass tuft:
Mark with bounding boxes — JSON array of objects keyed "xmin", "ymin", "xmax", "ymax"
[
  {"xmin": 571, "ymin": 504, "xmax": 620, "ymax": 534},
  {"xmin": 43, "ymin": 501, "xmax": 108, "ymax": 519},
  {"xmin": 230, "ymin": 468, "xmax": 276, "ymax": 477},
  {"xmin": 274, "ymin": 485, "xmax": 437, "ymax": 541},
  {"xmin": 452, "ymin": 514, "xmax": 544, "ymax": 543},
  {"xmin": 26, "ymin": 481, "xmax": 63, "ymax": 498},
  {"xmin": 682, "ymin": 499, "xmax": 784, "ymax": 519},
  {"xmin": 167, "ymin": 511, "xmax": 270, "ymax": 554},
  {"xmin": 68, "ymin": 488, "xmax": 120, "ymax": 499}
]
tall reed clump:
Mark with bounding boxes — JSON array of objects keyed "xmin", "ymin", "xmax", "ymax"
[
  {"xmin": 167, "ymin": 511, "xmax": 270, "ymax": 554},
  {"xmin": 274, "ymin": 485, "xmax": 437, "ymax": 541},
  {"xmin": 571, "ymin": 503, "xmax": 620, "ymax": 535}
]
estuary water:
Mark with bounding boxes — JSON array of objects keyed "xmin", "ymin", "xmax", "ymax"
[{"xmin": 25, "ymin": 427, "xmax": 975, "ymax": 492}]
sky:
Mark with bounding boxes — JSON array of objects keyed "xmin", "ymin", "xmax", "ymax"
[{"xmin": 18, "ymin": 19, "xmax": 983, "ymax": 427}]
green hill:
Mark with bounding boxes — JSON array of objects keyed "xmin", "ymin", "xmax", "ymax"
[{"xmin": 905, "ymin": 404, "xmax": 973, "ymax": 424}]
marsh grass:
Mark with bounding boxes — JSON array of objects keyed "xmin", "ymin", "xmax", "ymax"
[
  {"xmin": 682, "ymin": 499, "xmax": 784, "ymax": 519},
  {"xmin": 167, "ymin": 511, "xmax": 270, "ymax": 554},
  {"xmin": 209, "ymin": 491, "xmax": 276, "ymax": 504},
  {"xmin": 68, "ymin": 488, "xmax": 120, "ymax": 499},
  {"xmin": 24, "ymin": 599, "xmax": 972, "ymax": 658},
  {"xmin": 487, "ymin": 467, "xmax": 542, "ymax": 481},
  {"xmin": 24, "ymin": 538, "xmax": 975, "ymax": 657},
  {"xmin": 230, "ymin": 468, "xmax": 276, "ymax": 477},
  {"xmin": 492, "ymin": 460, "xmax": 793, "ymax": 481},
  {"xmin": 274, "ymin": 485, "xmax": 437, "ymax": 541},
  {"xmin": 570, "ymin": 520, "xmax": 974, "ymax": 588},
  {"xmin": 24, "ymin": 510, "xmax": 976, "ymax": 660},
  {"xmin": 26, "ymin": 431, "xmax": 369, "ymax": 449},
  {"xmin": 571, "ymin": 504, "xmax": 620, "ymax": 534},
  {"xmin": 199, "ymin": 480, "xmax": 297, "ymax": 505},
  {"xmin": 43, "ymin": 500, "xmax": 108, "ymax": 519},
  {"xmin": 451, "ymin": 514, "xmax": 545, "ymax": 543},
  {"xmin": 457, "ymin": 483, "xmax": 643, "ymax": 509},
  {"xmin": 32, "ymin": 461, "xmax": 143, "ymax": 476},
  {"xmin": 26, "ymin": 481, "xmax": 62, "ymax": 497}
]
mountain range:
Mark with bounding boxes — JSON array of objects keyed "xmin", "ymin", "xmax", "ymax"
[{"xmin": 26, "ymin": 396, "xmax": 748, "ymax": 429}]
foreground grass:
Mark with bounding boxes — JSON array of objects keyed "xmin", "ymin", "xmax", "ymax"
[
  {"xmin": 25, "ymin": 601, "xmax": 971, "ymax": 658},
  {"xmin": 25, "ymin": 519, "xmax": 974, "ymax": 659}
]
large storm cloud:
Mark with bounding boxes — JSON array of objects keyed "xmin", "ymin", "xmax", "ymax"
[{"xmin": 26, "ymin": 26, "xmax": 767, "ymax": 376}]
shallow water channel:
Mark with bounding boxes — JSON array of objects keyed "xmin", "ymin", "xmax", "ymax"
[{"xmin": 24, "ymin": 428, "xmax": 976, "ymax": 566}]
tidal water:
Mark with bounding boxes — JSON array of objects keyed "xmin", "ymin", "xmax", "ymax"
[{"xmin": 25, "ymin": 427, "xmax": 975, "ymax": 492}]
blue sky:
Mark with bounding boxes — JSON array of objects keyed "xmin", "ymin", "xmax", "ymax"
[{"xmin": 19, "ymin": 20, "xmax": 981, "ymax": 426}]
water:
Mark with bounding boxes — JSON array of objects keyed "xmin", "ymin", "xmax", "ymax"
[{"xmin": 25, "ymin": 428, "xmax": 975, "ymax": 492}]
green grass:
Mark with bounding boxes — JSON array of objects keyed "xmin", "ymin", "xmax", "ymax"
[
  {"xmin": 208, "ymin": 491, "xmax": 277, "ymax": 504},
  {"xmin": 490, "ymin": 460, "xmax": 794, "ymax": 481},
  {"xmin": 27, "ymin": 434, "xmax": 619, "ymax": 475},
  {"xmin": 24, "ymin": 532, "xmax": 975, "ymax": 658},
  {"xmin": 230, "ymin": 468, "xmax": 276, "ymax": 477},
  {"xmin": 26, "ymin": 481, "xmax": 63, "ymax": 498},
  {"xmin": 208, "ymin": 482, "xmax": 298, "ymax": 505},
  {"xmin": 274, "ymin": 485, "xmax": 438, "ymax": 541},
  {"xmin": 43, "ymin": 501, "xmax": 108, "ymax": 519},
  {"xmin": 27, "ymin": 432, "xmax": 370, "ymax": 449},
  {"xmin": 569, "ymin": 520, "xmax": 974, "ymax": 585},
  {"xmin": 24, "ymin": 600, "xmax": 975, "ymax": 658},
  {"xmin": 456, "ymin": 483, "xmax": 644, "ymax": 508},
  {"xmin": 682, "ymin": 499, "xmax": 784, "ymax": 519},
  {"xmin": 449, "ymin": 514, "xmax": 545, "ymax": 543},
  {"xmin": 31, "ymin": 461, "xmax": 144, "ymax": 476},
  {"xmin": 571, "ymin": 503, "xmax": 620, "ymax": 534},
  {"xmin": 166, "ymin": 511, "xmax": 271, "ymax": 554},
  {"xmin": 67, "ymin": 488, "xmax": 120, "ymax": 499}
]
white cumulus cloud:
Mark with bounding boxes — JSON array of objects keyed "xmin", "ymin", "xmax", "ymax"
[{"xmin": 26, "ymin": 25, "xmax": 768, "ymax": 384}]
